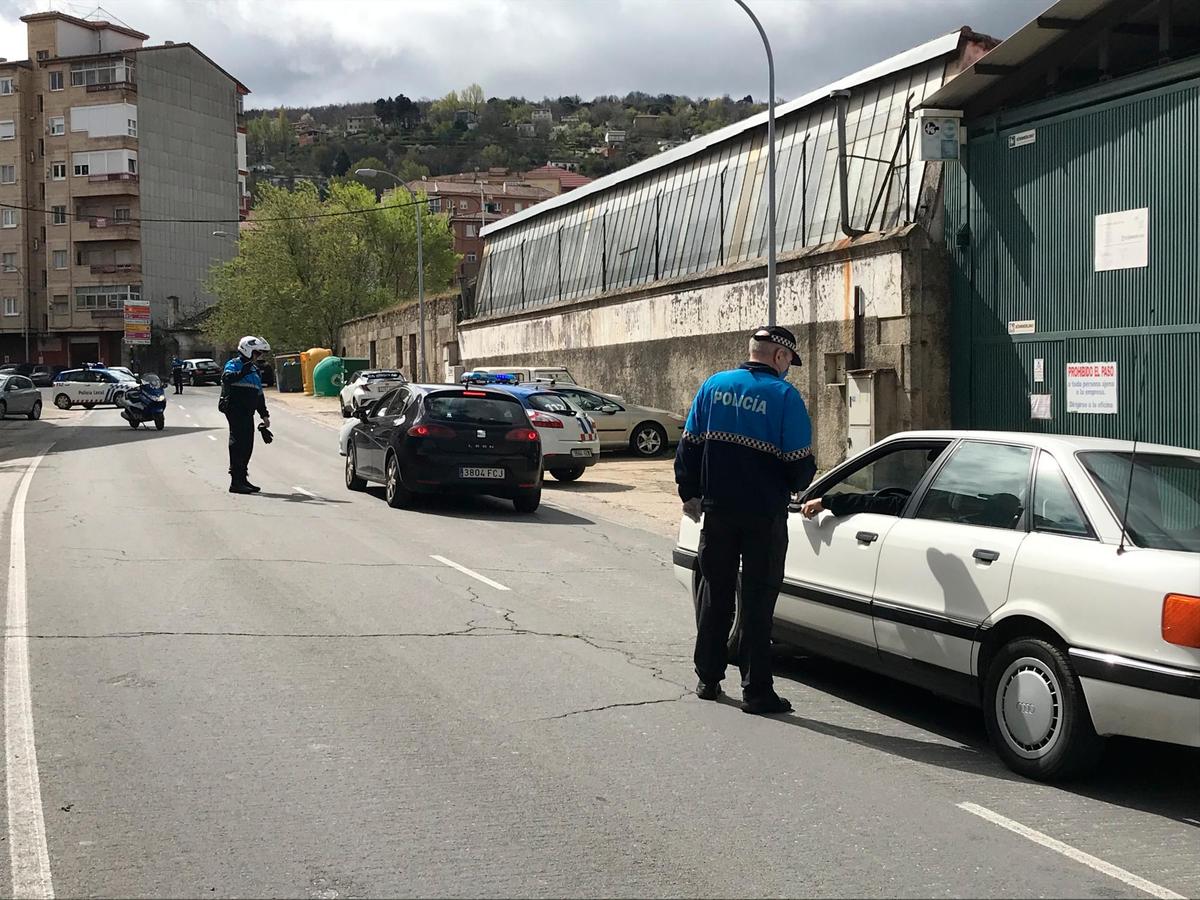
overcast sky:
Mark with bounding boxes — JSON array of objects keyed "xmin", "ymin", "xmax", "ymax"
[{"xmin": 0, "ymin": 0, "xmax": 1044, "ymax": 109}]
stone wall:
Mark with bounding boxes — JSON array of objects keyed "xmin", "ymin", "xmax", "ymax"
[
  {"xmin": 337, "ymin": 294, "xmax": 460, "ymax": 383},
  {"xmin": 458, "ymin": 228, "xmax": 951, "ymax": 470}
]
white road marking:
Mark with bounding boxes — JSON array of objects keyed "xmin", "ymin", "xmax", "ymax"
[
  {"xmin": 177, "ymin": 405, "xmax": 185, "ymax": 410},
  {"xmin": 5, "ymin": 446, "xmax": 55, "ymax": 899},
  {"xmin": 431, "ymin": 555, "xmax": 510, "ymax": 591},
  {"xmin": 957, "ymin": 802, "xmax": 1184, "ymax": 900},
  {"xmin": 292, "ymin": 486, "xmax": 319, "ymax": 499},
  {"xmin": 207, "ymin": 435, "xmax": 217, "ymax": 441}
]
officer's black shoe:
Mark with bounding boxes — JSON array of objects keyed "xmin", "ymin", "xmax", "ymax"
[
  {"xmin": 695, "ymin": 681, "xmax": 722, "ymax": 701},
  {"xmin": 742, "ymin": 693, "xmax": 793, "ymax": 716},
  {"xmin": 228, "ymin": 481, "xmax": 255, "ymax": 495},
  {"xmin": 243, "ymin": 479, "xmax": 261, "ymax": 493}
]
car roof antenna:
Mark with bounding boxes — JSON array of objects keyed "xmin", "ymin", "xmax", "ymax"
[{"xmin": 1117, "ymin": 303, "xmax": 1154, "ymax": 555}]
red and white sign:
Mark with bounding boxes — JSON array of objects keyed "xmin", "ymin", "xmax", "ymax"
[
  {"xmin": 124, "ymin": 302, "xmax": 151, "ymax": 345},
  {"xmin": 1066, "ymin": 361, "xmax": 1118, "ymax": 415}
]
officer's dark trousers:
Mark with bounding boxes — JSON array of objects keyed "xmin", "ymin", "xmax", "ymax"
[
  {"xmin": 172, "ymin": 373, "xmax": 183, "ymax": 394},
  {"xmin": 694, "ymin": 509, "xmax": 788, "ymax": 699},
  {"xmin": 226, "ymin": 412, "xmax": 255, "ymax": 481}
]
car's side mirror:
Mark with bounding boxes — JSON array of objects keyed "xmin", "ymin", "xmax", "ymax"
[
  {"xmin": 357, "ymin": 407, "xmax": 371, "ymax": 422},
  {"xmin": 599, "ymin": 404, "xmax": 620, "ymax": 414}
]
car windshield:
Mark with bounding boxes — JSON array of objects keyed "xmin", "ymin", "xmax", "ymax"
[
  {"xmin": 425, "ymin": 393, "xmax": 523, "ymax": 426},
  {"xmin": 527, "ymin": 393, "xmax": 575, "ymax": 414},
  {"xmin": 1080, "ymin": 451, "xmax": 1200, "ymax": 552},
  {"xmin": 110, "ymin": 370, "xmax": 137, "ymax": 381}
]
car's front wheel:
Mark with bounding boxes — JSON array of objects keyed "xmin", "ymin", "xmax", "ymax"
[
  {"xmin": 983, "ymin": 638, "xmax": 1104, "ymax": 781},
  {"xmin": 54, "ymin": 394, "xmax": 71, "ymax": 410},
  {"xmin": 28, "ymin": 400, "xmax": 41, "ymax": 421},
  {"xmin": 631, "ymin": 422, "xmax": 667, "ymax": 457},
  {"xmin": 345, "ymin": 446, "xmax": 366, "ymax": 492},
  {"xmin": 550, "ymin": 466, "xmax": 585, "ymax": 482}
]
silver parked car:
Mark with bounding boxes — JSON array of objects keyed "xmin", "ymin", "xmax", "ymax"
[
  {"xmin": 0, "ymin": 374, "xmax": 42, "ymax": 420},
  {"xmin": 536, "ymin": 383, "xmax": 685, "ymax": 457}
]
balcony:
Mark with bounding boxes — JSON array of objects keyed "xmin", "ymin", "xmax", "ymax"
[
  {"xmin": 74, "ymin": 172, "xmax": 139, "ymax": 197},
  {"xmin": 88, "ymin": 262, "xmax": 141, "ymax": 275},
  {"xmin": 84, "ymin": 81, "xmax": 136, "ymax": 95},
  {"xmin": 72, "ymin": 218, "xmax": 139, "ymax": 242}
]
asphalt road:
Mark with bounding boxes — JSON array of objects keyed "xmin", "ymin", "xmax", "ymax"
[{"xmin": 1, "ymin": 389, "xmax": 1197, "ymax": 899}]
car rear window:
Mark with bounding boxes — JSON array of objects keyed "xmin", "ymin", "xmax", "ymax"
[
  {"xmin": 365, "ymin": 371, "xmax": 403, "ymax": 381},
  {"xmin": 425, "ymin": 392, "xmax": 524, "ymax": 426},
  {"xmin": 1080, "ymin": 451, "xmax": 1200, "ymax": 552},
  {"xmin": 527, "ymin": 393, "xmax": 574, "ymax": 414}
]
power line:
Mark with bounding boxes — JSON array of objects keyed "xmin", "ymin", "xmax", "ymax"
[{"xmin": 0, "ymin": 191, "xmax": 434, "ymax": 226}]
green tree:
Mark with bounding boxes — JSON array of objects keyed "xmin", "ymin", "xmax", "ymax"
[
  {"xmin": 350, "ymin": 155, "xmax": 389, "ymax": 190},
  {"xmin": 205, "ymin": 183, "xmax": 458, "ymax": 350},
  {"xmin": 332, "ymin": 148, "xmax": 352, "ymax": 177}
]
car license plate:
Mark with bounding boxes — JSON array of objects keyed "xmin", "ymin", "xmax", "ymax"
[
  {"xmin": 571, "ymin": 448, "xmax": 593, "ymax": 457},
  {"xmin": 460, "ymin": 467, "xmax": 505, "ymax": 479}
]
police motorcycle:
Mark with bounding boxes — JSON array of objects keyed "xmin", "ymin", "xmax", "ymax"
[{"xmin": 118, "ymin": 374, "xmax": 167, "ymax": 430}]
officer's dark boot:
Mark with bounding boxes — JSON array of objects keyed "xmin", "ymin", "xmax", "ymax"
[{"xmin": 229, "ymin": 469, "xmax": 256, "ymax": 494}]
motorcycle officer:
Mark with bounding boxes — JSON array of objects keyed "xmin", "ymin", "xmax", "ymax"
[
  {"xmin": 171, "ymin": 357, "xmax": 185, "ymax": 395},
  {"xmin": 221, "ymin": 336, "xmax": 271, "ymax": 494}
]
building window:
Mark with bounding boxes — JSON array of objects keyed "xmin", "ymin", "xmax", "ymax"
[
  {"xmin": 51, "ymin": 249, "xmax": 67, "ymax": 269},
  {"xmin": 49, "ymin": 116, "xmax": 64, "ymax": 136},
  {"xmin": 514, "ymin": 202, "xmax": 523, "ymax": 211},
  {"xmin": 70, "ymin": 59, "xmax": 134, "ymax": 87},
  {"xmin": 465, "ymin": 224, "xmax": 476, "ymax": 238},
  {"xmin": 51, "ymin": 206, "xmax": 66, "ymax": 225},
  {"xmin": 36, "ymin": 50, "xmax": 49, "ymax": 62},
  {"xmin": 73, "ymin": 161, "xmax": 88, "ymax": 176},
  {"xmin": 427, "ymin": 198, "xmax": 441, "ymax": 212},
  {"xmin": 114, "ymin": 207, "xmax": 130, "ymax": 223},
  {"xmin": 37, "ymin": 139, "xmax": 43, "ymax": 158},
  {"xmin": 49, "ymin": 71, "xmax": 63, "ymax": 91},
  {"xmin": 0, "ymin": 121, "xmax": 14, "ymax": 141},
  {"xmin": 466, "ymin": 252, "xmax": 478, "ymax": 263},
  {"xmin": 0, "ymin": 79, "xmax": 13, "ymax": 96},
  {"xmin": 0, "ymin": 165, "xmax": 14, "ymax": 184},
  {"xmin": 74, "ymin": 283, "xmax": 139, "ymax": 310},
  {"xmin": 2, "ymin": 253, "xmax": 15, "ymax": 272},
  {"xmin": 3, "ymin": 297, "xmax": 16, "ymax": 316},
  {"xmin": 52, "ymin": 294, "xmax": 66, "ymax": 307},
  {"xmin": 459, "ymin": 200, "xmax": 468, "ymax": 209},
  {"xmin": 127, "ymin": 118, "xmax": 137, "ymax": 137},
  {"xmin": 51, "ymin": 162, "xmax": 66, "ymax": 180},
  {"xmin": 127, "ymin": 157, "xmax": 137, "ymax": 174},
  {"xmin": 1, "ymin": 209, "xmax": 17, "ymax": 228}
]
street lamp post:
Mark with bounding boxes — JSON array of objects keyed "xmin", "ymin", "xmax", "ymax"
[
  {"xmin": 356, "ymin": 168, "xmax": 425, "ymax": 381},
  {"xmin": 732, "ymin": 0, "xmax": 777, "ymax": 327}
]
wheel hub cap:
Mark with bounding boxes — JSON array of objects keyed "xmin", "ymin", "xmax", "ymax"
[
  {"xmin": 999, "ymin": 660, "xmax": 1060, "ymax": 756},
  {"xmin": 639, "ymin": 431, "xmax": 660, "ymax": 451}
]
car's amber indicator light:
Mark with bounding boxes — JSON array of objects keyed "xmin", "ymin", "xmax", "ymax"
[{"xmin": 1162, "ymin": 593, "xmax": 1200, "ymax": 648}]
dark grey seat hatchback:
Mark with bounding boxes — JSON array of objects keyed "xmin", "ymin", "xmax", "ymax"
[{"xmin": 345, "ymin": 384, "xmax": 544, "ymax": 513}]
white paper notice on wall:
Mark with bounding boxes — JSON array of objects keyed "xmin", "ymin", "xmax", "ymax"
[
  {"xmin": 1094, "ymin": 208, "xmax": 1148, "ymax": 272},
  {"xmin": 1030, "ymin": 394, "xmax": 1052, "ymax": 420},
  {"xmin": 1066, "ymin": 361, "xmax": 1118, "ymax": 414},
  {"xmin": 1033, "ymin": 358, "xmax": 1045, "ymax": 383}
]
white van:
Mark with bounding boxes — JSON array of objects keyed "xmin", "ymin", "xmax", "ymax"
[{"xmin": 467, "ymin": 366, "xmax": 577, "ymax": 385}]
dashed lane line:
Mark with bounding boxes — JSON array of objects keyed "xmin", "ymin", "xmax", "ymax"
[
  {"xmin": 430, "ymin": 555, "xmax": 510, "ymax": 591},
  {"xmin": 5, "ymin": 445, "xmax": 55, "ymax": 899},
  {"xmin": 957, "ymin": 802, "xmax": 1185, "ymax": 900}
]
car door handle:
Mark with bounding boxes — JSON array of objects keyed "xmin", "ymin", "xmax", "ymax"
[
  {"xmin": 855, "ymin": 531, "xmax": 879, "ymax": 545},
  {"xmin": 973, "ymin": 549, "xmax": 1000, "ymax": 563}
]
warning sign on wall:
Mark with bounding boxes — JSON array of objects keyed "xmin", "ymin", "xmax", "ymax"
[{"xmin": 1066, "ymin": 361, "xmax": 1118, "ymax": 414}]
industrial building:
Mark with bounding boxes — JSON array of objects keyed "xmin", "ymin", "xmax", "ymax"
[
  {"xmin": 461, "ymin": 27, "xmax": 998, "ymax": 467},
  {"xmin": 932, "ymin": 0, "xmax": 1200, "ymax": 449}
]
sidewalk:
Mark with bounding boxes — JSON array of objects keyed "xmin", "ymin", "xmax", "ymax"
[{"xmin": 266, "ymin": 387, "xmax": 683, "ymax": 538}]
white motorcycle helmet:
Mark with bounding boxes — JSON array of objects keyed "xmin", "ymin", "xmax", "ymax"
[{"xmin": 238, "ymin": 335, "xmax": 271, "ymax": 359}]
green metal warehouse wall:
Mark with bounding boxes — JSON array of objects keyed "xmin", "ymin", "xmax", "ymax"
[{"xmin": 946, "ymin": 66, "xmax": 1200, "ymax": 449}]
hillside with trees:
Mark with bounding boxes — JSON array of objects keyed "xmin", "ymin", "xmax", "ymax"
[{"xmin": 245, "ymin": 86, "xmax": 768, "ymax": 186}]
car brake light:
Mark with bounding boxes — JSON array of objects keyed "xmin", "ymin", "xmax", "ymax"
[
  {"xmin": 528, "ymin": 411, "xmax": 564, "ymax": 428},
  {"xmin": 505, "ymin": 427, "xmax": 540, "ymax": 442},
  {"xmin": 1162, "ymin": 593, "xmax": 1200, "ymax": 648},
  {"xmin": 408, "ymin": 423, "xmax": 455, "ymax": 439},
  {"xmin": 462, "ymin": 390, "xmax": 488, "ymax": 397}
]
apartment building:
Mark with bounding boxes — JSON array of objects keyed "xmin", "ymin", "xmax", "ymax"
[
  {"xmin": 0, "ymin": 12, "xmax": 248, "ymax": 368},
  {"xmin": 408, "ymin": 177, "xmax": 554, "ymax": 282}
]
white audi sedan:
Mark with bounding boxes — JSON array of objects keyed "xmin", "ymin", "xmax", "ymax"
[{"xmin": 673, "ymin": 431, "xmax": 1200, "ymax": 781}]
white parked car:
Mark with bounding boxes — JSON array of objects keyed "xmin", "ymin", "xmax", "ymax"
[
  {"xmin": 50, "ymin": 367, "xmax": 137, "ymax": 409},
  {"xmin": 493, "ymin": 385, "xmax": 599, "ymax": 482},
  {"xmin": 673, "ymin": 430, "xmax": 1200, "ymax": 781},
  {"xmin": 464, "ymin": 365, "xmax": 577, "ymax": 385},
  {"xmin": 340, "ymin": 369, "xmax": 406, "ymax": 417}
]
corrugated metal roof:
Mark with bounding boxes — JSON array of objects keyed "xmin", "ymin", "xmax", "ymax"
[
  {"xmin": 482, "ymin": 26, "xmax": 971, "ymax": 238},
  {"xmin": 921, "ymin": 0, "xmax": 1117, "ymax": 111}
]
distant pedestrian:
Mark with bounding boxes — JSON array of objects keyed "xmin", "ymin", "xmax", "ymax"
[
  {"xmin": 171, "ymin": 357, "xmax": 184, "ymax": 395},
  {"xmin": 220, "ymin": 336, "xmax": 271, "ymax": 494},
  {"xmin": 675, "ymin": 326, "xmax": 816, "ymax": 715}
]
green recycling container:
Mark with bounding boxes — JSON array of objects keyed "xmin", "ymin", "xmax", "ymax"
[
  {"xmin": 276, "ymin": 355, "xmax": 303, "ymax": 393},
  {"xmin": 312, "ymin": 355, "xmax": 344, "ymax": 397},
  {"xmin": 341, "ymin": 358, "xmax": 371, "ymax": 382}
]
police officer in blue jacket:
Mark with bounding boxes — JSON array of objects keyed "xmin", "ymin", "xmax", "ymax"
[
  {"xmin": 675, "ymin": 325, "xmax": 817, "ymax": 714},
  {"xmin": 222, "ymin": 336, "xmax": 271, "ymax": 494}
]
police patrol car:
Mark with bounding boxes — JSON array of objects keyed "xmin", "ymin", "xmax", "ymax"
[{"xmin": 51, "ymin": 365, "xmax": 137, "ymax": 409}]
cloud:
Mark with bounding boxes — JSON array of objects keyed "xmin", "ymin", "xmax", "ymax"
[{"xmin": 0, "ymin": 0, "xmax": 1042, "ymax": 108}]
